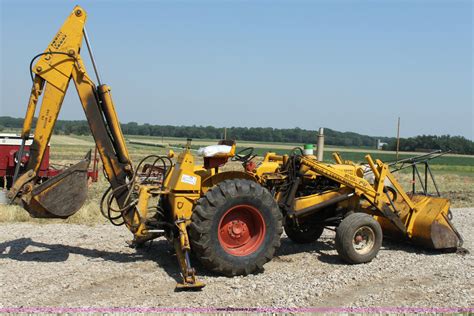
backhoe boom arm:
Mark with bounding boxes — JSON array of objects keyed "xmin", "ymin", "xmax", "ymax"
[{"xmin": 12, "ymin": 6, "xmax": 134, "ymax": 221}]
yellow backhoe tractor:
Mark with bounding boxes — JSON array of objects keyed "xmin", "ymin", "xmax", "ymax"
[
  {"xmin": 8, "ymin": 6, "xmax": 463, "ymax": 291},
  {"xmin": 9, "ymin": 6, "xmax": 282, "ymax": 290}
]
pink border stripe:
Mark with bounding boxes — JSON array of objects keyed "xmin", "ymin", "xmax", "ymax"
[{"xmin": 0, "ymin": 307, "xmax": 473, "ymax": 313}]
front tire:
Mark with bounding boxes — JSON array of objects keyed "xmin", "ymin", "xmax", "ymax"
[
  {"xmin": 335, "ymin": 213, "xmax": 382, "ymax": 264},
  {"xmin": 189, "ymin": 179, "xmax": 283, "ymax": 276}
]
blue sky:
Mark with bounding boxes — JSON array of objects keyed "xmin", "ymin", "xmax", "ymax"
[{"xmin": 0, "ymin": 0, "xmax": 472, "ymax": 139}]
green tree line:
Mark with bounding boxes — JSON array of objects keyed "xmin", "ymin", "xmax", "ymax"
[
  {"xmin": 1, "ymin": 116, "xmax": 472, "ymax": 154},
  {"xmin": 385, "ymin": 135, "xmax": 474, "ymax": 155}
]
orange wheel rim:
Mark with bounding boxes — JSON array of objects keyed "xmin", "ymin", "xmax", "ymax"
[{"xmin": 218, "ymin": 204, "xmax": 266, "ymax": 256}]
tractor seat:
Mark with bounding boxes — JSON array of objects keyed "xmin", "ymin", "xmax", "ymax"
[
  {"xmin": 199, "ymin": 140, "xmax": 236, "ymax": 169},
  {"xmin": 197, "ymin": 145, "xmax": 233, "ymax": 158}
]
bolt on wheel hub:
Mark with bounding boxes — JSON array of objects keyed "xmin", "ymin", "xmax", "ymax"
[
  {"xmin": 218, "ymin": 204, "xmax": 266, "ymax": 256},
  {"xmin": 352, "ymin": 226, "xmax": 375, "ymax": 255}
]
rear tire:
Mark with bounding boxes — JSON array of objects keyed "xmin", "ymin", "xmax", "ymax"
[
  {"xmin": 335, "ymin": 213, "xmax": 382, "ymax": 264},
  {"xmin": 189, "ymin": 179, "xmax": 283, "ymax": 276},
  {"xmin": 284, "ymin": 219, "xmax": 324, "ymax": 244}
]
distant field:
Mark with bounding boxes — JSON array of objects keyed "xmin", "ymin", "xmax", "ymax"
[
  {"xmin": 49, "ymin": 134, "xmax": 474, "ymax": 169},
  {"xmin": 1, "ymin": 134, "xmax": 472, "ymax": 223},
  {"xmin": 125, "ymin": 135, "xmax": 474, "ymax": 172},
  {"xmin": 31, "ymin": 134, "xmax": 474, "ymax": 191}
]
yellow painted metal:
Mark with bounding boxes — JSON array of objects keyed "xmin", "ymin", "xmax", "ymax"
[
  {"xmin": 97, "ymin": 84, "xmax": 131, "ymax": 165},
  {"xmin": 21, "ymin": 76, "xmax": 44, "ymax": 139},
  {"xmin": 166, "ymin": 149, "xmax": 201, "ymax": 193},
  {"xmin": 382, "ymin": 164, "xmax": 416, "ymax": 211},
  {"xmin": 22, "ymin": 5, "xmax": 118, "ymax": 181},
  {"xmin": 295, "ymin": 154, "xmax": 460, "ymax": 249},
  {"xmin": 14, "ymin": 5, "xmax": 208, "ymax": 289},
  {"xmin": 20, "ymin": 5, "xmax": 85, "ymax": 173},
  {"xmin": 201, "ymin": 170, "xmax": 256, "ymax": 194},
  {"xmin": 406, "ymin": 195, "xmax": 456, "ymax": 248},
  {"xmin": 27, "ymin": 82, "xmax": 70, "ymax": 172},
  {"xmin": 253, "ymin": 152, "xmax": 285, "ymax": 179},
  {"xmin": 15, "ymin": 4, "xmax": 462, "ymax": 292},
  {"xmin": 71, "ymin": 66, "xmax": 131, "ymax": 187},
  {"xmin": 371, "ymin": 158, "xmax": 460, "ymax": 248},
  {"xmin": 365, "ymin": 154, "xmax": 380, "ymax": 179},
  {"xmin": 253, "ymin": 152, "xmax": 460, "ymax": 249},
  {"xmin": 7, "ymin": 170, "xmax": 36, "ymax": 202},
  {"xmin": 374, "ymin": 160, "xmax": 387, "ymax": 205},
  {"xmin": 170, "ymin": 193, "xmax": 200, "ymax": 221},
  {"xmin": 299, "ymin": 157, "xmax": 375, "ymax": 199},
  {"xmin": 33, "ymin": 6, "xmax": 86, "ymax": 91},
  {"xmin": 193, "ymin": 167, "xmax": 213, "ymax": 184},
  {"xmin": 173, "ymin": 239, "xmax": 205, "ymax": 290},
  {"xmin": 292, "ymin": 187, "xmax": 353, "ymax": 214},
  {"xmin": 178, "ymin": 219, "xmax": 191, "ymax": 251},
  {"xmin": 254, "ymin": 161, "xmax": 281, "ymax": 179},
  {"xmin": 133, "ymin": 186, "xmax": 152, "ymax": 237},
  {"xmin": 332, "ymin": 152, "xmax": 343, "ymax": 164}
]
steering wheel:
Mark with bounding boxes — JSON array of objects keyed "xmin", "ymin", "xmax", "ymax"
[{"xmin": 232, "ymin": 147, "xmax": 256, "ymax": 163}]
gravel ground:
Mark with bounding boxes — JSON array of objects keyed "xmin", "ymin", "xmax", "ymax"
[{"xmin": 0, "ymin": 208, "xmax": 472, "ymax": 308}]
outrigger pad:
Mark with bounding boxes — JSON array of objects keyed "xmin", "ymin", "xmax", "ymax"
[{"xmin": 24, "ymin": 152, "xmax": 91, "ymax": 219}]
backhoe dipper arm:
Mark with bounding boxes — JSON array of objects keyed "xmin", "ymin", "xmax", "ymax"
[{"xmin": 11, "ymin": 6, "xmax": 135, "ymax": 222}]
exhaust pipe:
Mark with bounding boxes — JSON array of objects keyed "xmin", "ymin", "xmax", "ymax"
[{"xmin": 316, "ymin": 127, "xmax": 324, "ymax": 161}]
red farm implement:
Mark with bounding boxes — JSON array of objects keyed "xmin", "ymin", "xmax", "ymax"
[{"xmin": 0, "ymin": 133, "xmax": 99, "ymax": 190}]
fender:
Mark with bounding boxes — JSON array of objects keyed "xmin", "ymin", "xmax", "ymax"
[{"xmin": 201, "ymin": 170, "xmax": 257, "ymax": 194}]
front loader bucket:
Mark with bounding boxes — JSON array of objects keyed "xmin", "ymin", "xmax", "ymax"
[
  {"xmin": 408, "ymin": 195, "xmax": 462, "ymax": 249},
  {"xmin": 378, "ymin": 195, "xmax": 462, "ymax": 250},
  {"xmin": 23, "ymin": 152, "xmax": 91, "ymax": 219}
]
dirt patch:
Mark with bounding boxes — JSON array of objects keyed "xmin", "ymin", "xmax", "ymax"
[{"xmin": 442, "ymin": 191, "xmax": 474, "ymax": 207}]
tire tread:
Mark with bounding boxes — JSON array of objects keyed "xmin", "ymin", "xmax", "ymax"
[{"xmin": 190, "ymin": 179, "xmax": 282, "ymax": 276}]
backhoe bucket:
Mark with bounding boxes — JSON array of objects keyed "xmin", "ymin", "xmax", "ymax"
[
  {"xmin": 23, "ymin": 153, "xmax": 91, "ymax": 219},
  {"xmin": 378, "ymin": 195, "xmax": 462, "ymax": 249}
]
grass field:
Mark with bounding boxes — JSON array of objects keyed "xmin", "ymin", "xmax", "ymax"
[{"xmin": 1, "ymin": 134, "xmax": 473, "ymax": 223}]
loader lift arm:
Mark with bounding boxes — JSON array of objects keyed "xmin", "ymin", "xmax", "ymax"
[
  {"xmin": 261, "ymin": 151, "xmax": 462, "ymax": 250},
  {"xmin": 293, "ymin": 154, "xmax": 462, "ymax": 249}
]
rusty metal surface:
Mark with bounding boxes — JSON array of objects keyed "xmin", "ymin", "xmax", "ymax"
[
  {"xmin": 430, "ymin": 220, "xmax": 460, "ymax": 249},
  {"xmin": 23, "ymin": 153, "xmax": 90, "ymax": 218}
]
